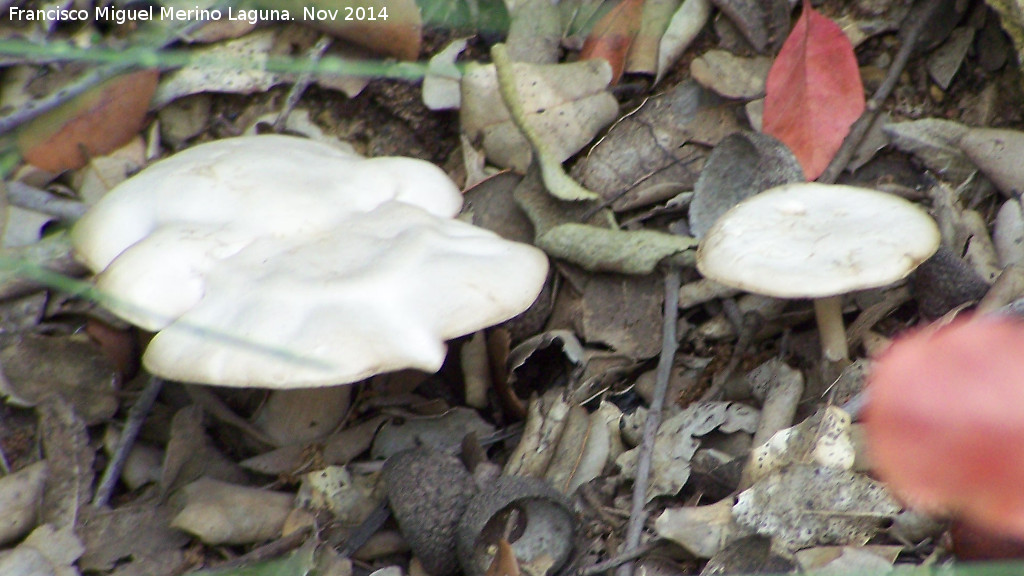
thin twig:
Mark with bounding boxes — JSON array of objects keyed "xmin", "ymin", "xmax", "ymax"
[
  {"xmin": 699, "ymin": 307, "xmax": 762, "ymax": 402},
  {"xmin": 7, "ymin": 181, "xmax": 88, "ymax": 221},
  {"xmin": 579, "ymin": 542, "xmax": 658, "ymax": 576},
  {"xmin": 92, "ymin": 375, "xmax": 164, "ymax": 508},
  {"xmin": 336, "ymin": 504, "xmax": 392, "ymax": 558},
  {"xmin": 204, "ymin": 526, "xmax": 313, "ymax": 571},
  {"xmin": 615, "ymin": 267, "xmax": 681, "ymax": 576},
  {"xmin": 273, "ymin": 36, "xmax": 333, "ymax": 133},
  {"xmin": 817, "ymin": 0, "xmax": 943, "ymax": 184},
  {"xmin": 0, "ymin": 63, "xmax": 135, "ymax": 137},
  {"xmin": 184, "ymin": 385, "xmax": 278, "ymax": 446}
]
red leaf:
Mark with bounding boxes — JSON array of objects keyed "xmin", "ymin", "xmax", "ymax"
[
  {"xmin": 762, "ymin": 0, "xmax": 863, "ymax": 180},
  {"xmin": 18, "ymin": 69, "xmax": 158, "ymax": 173},
  {"xmin": 865, "ymin": 317, "xmax": 1024, "ymax": 538},
  {"xmin": 579, "ymin": 0, "xmax": 645, "ymax": 84}
]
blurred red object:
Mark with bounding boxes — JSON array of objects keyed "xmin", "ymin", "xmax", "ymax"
[
  {"xmin": 951, "ymin": 518, "xmax": 1024, "ymax": 561},
  {"xmin": 865, "ymin": 316, "xmax": 1024, "ymax": 539}
]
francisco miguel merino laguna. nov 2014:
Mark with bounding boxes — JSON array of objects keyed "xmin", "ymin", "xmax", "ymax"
[{"xmin": 8, "ymin": 5, "xmax": 308, "ymax": 25}]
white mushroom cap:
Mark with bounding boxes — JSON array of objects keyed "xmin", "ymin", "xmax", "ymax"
[
  {"xmin": 696, "ymin": 183, "xmax": 940, "ymax": 298},
  {"xmin": 71, "ymin": 135, "xmax": 549, "ymax": 388}
]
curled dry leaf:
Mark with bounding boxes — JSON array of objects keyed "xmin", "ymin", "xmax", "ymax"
[
  {"xmin": 762, "ymin": 0, "xmax": 864, "ymax": 180},
  {"xmin": 461, "ymin": 59, "xmax": 618, "ymax": 172},
  {"xmin": 543, "ymin": 403, "xmax": 612, "ymax": 494},
  {"xmin": 504, "ymin": 390, "xmax": 571, "ymax": 478},
  {"xmin": 171, "ymin": 478, "xmax": 294, "ymax": 545},
  {"xmin": 656, "ymin": 0, "xmax": 712, "ymax": 83},
  {"xmin": 655, "ymin": 497, "xmax": 742, "ymax": 558},
  {"xmin": 573, "ymin": 80, "xmax": 737, "ymax": 210},
  {"xmin": 995, "ymin": 198, "xmax": 1024, "ymax": 267},
  {"xmin": 18, "ymin": 70, "xmax": 158, "ymax": 173},
  {"xmin": 252, "ymin": 0, "xmax": 421, "ymax": 60},
  {"xmin": 423, "ymin": 38, "xmax": 469, "ymax": 111},
  {"xmin": 690, "ymin": 50, "xmax": 772, "ymax": 99},
  {"xmin": 626, "ymin": 0, "xmax": 685, "ymax": 75},
  {"xmin": 579, "ymin": 0, "xmax": 645, "ymax": 83},
  {"xmin": 298, "ymin": 465, "xmax": 382, "ymax": 524},
  {"xmin": 616, "ymin": 401, "xmax": 759, "ymax": 501},
  {"xmin": 927, "ymin": 26, "xmax": 974, "ymax": 90},
  {"xmin": 688, "ymin": 131, "xmax": 803, "ymax": 238},
  {"xmin": 883, "ymin": 119, "xmax": 974, "ymax": 183},
  {"xmin": 371, "ymin": 407, "xmax": 495, "ymax": 459},
  {"xmin": 959, "ymin": 127, "xmax": 1024, "ymax": 195},
  {"xmin": 743, "ymin": 406, "xmax": 854, "ymax": 488}
]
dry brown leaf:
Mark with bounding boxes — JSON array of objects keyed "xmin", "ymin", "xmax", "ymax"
[
  {"xmin": 461, "ymin": 59, "xmax": 617, "ymax": 172},
  {"xmin": 171, "ymin": 478, "xmax": 294, "ymax": 545},
  {"xmin": 37, "ymin": 396, "xmax": 93, "ymax": 527},
  {"xmin": 573, "ymin": 80, "xmax": 737, "ymax": 210},
  {"xmin": 617, "ymin": 401, "xmax": 758, "ymax": 501},
  {"xmin": 560, "ymin": 267, "xmax": 664, "ymax": 359},
  {"xmin": 655, "ymin": 0, "xmax": 711, "ymax": 83},
  {"xmin": 543, "ymin": 404, "xmax": 603, "ymax": 494},
  {"xmin": 690, "ymin": 50, "xmax": 772, "ymax": 99},
  {"xmin": 18, "ymin": 70, "xmax": 158, "ymax": 173},
  {"xmin": 579, "ymin": 0, "xmax": 645, "ymax": 83},
  {"xmin": 78, "ymin": 504, "xmax": 189, "ymax": 574},
  {"xmin": 0, "ymin": 462, "xmax": 47, "ymax": 547},
  {"xmin": 253, "ymin": 387, "xmax": 352, "ymax": 446},
  {"xmin": 73, "ymin": 136, "xmax": 147, "ymax": 205},
  {"xmin": 0, "ymin": 334, "xmax": 118, "ymax": 425},
  {"xmin": 300, "ymin": 0, "xmax": 422, "ymax": 60},
  {"xmin": 656, "ymin": 497, "xmax": 741, "ymax": 558},
  {"xmin": 160, "ymin": 405, "xmax": 248, "ymax": 498}
]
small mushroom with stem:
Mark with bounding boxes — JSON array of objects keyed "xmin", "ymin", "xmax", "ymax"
[
  {"xmin": 72, "ymin": 135, "xmax": 550, "ymax": 489},
  {"xmin": 696, "ymin": 182, "xmax": 940, "ymax": 363}
]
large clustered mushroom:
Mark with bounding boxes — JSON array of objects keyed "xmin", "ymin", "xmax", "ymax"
[
  {"xmin": 71, "ymin": 135, "xmax": 549, "ymax": 388},
  {"xmin": 696, "ymin": 182, "xmax": 940, "ymax": 362}
]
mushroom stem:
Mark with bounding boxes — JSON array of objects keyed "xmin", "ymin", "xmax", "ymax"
[{"xmin": 814, "ymin": 296, "xmax": 849, "ymax": 362}]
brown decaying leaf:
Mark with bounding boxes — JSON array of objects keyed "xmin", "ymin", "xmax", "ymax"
[
  {"xmin": 762, "ymin": 0, "xmax": 864, "ymax": 180},
  {"xmin": 579, "ymin": 0, "xmax": 646, "ymax": 83},
  {"xmin": 85, "ymin": 318, "xmax": 139, "ymax": 380},
  {"xmin": 292, "ymin": 0, "xmax": 421, "ymax": 60},
  {"xmin": 486, "ymin": 539, "xmax": 521, "ymax": 576},
  {"xmin": 18, "ymin": 70, "xmax": 158, "ymax": 173}
]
